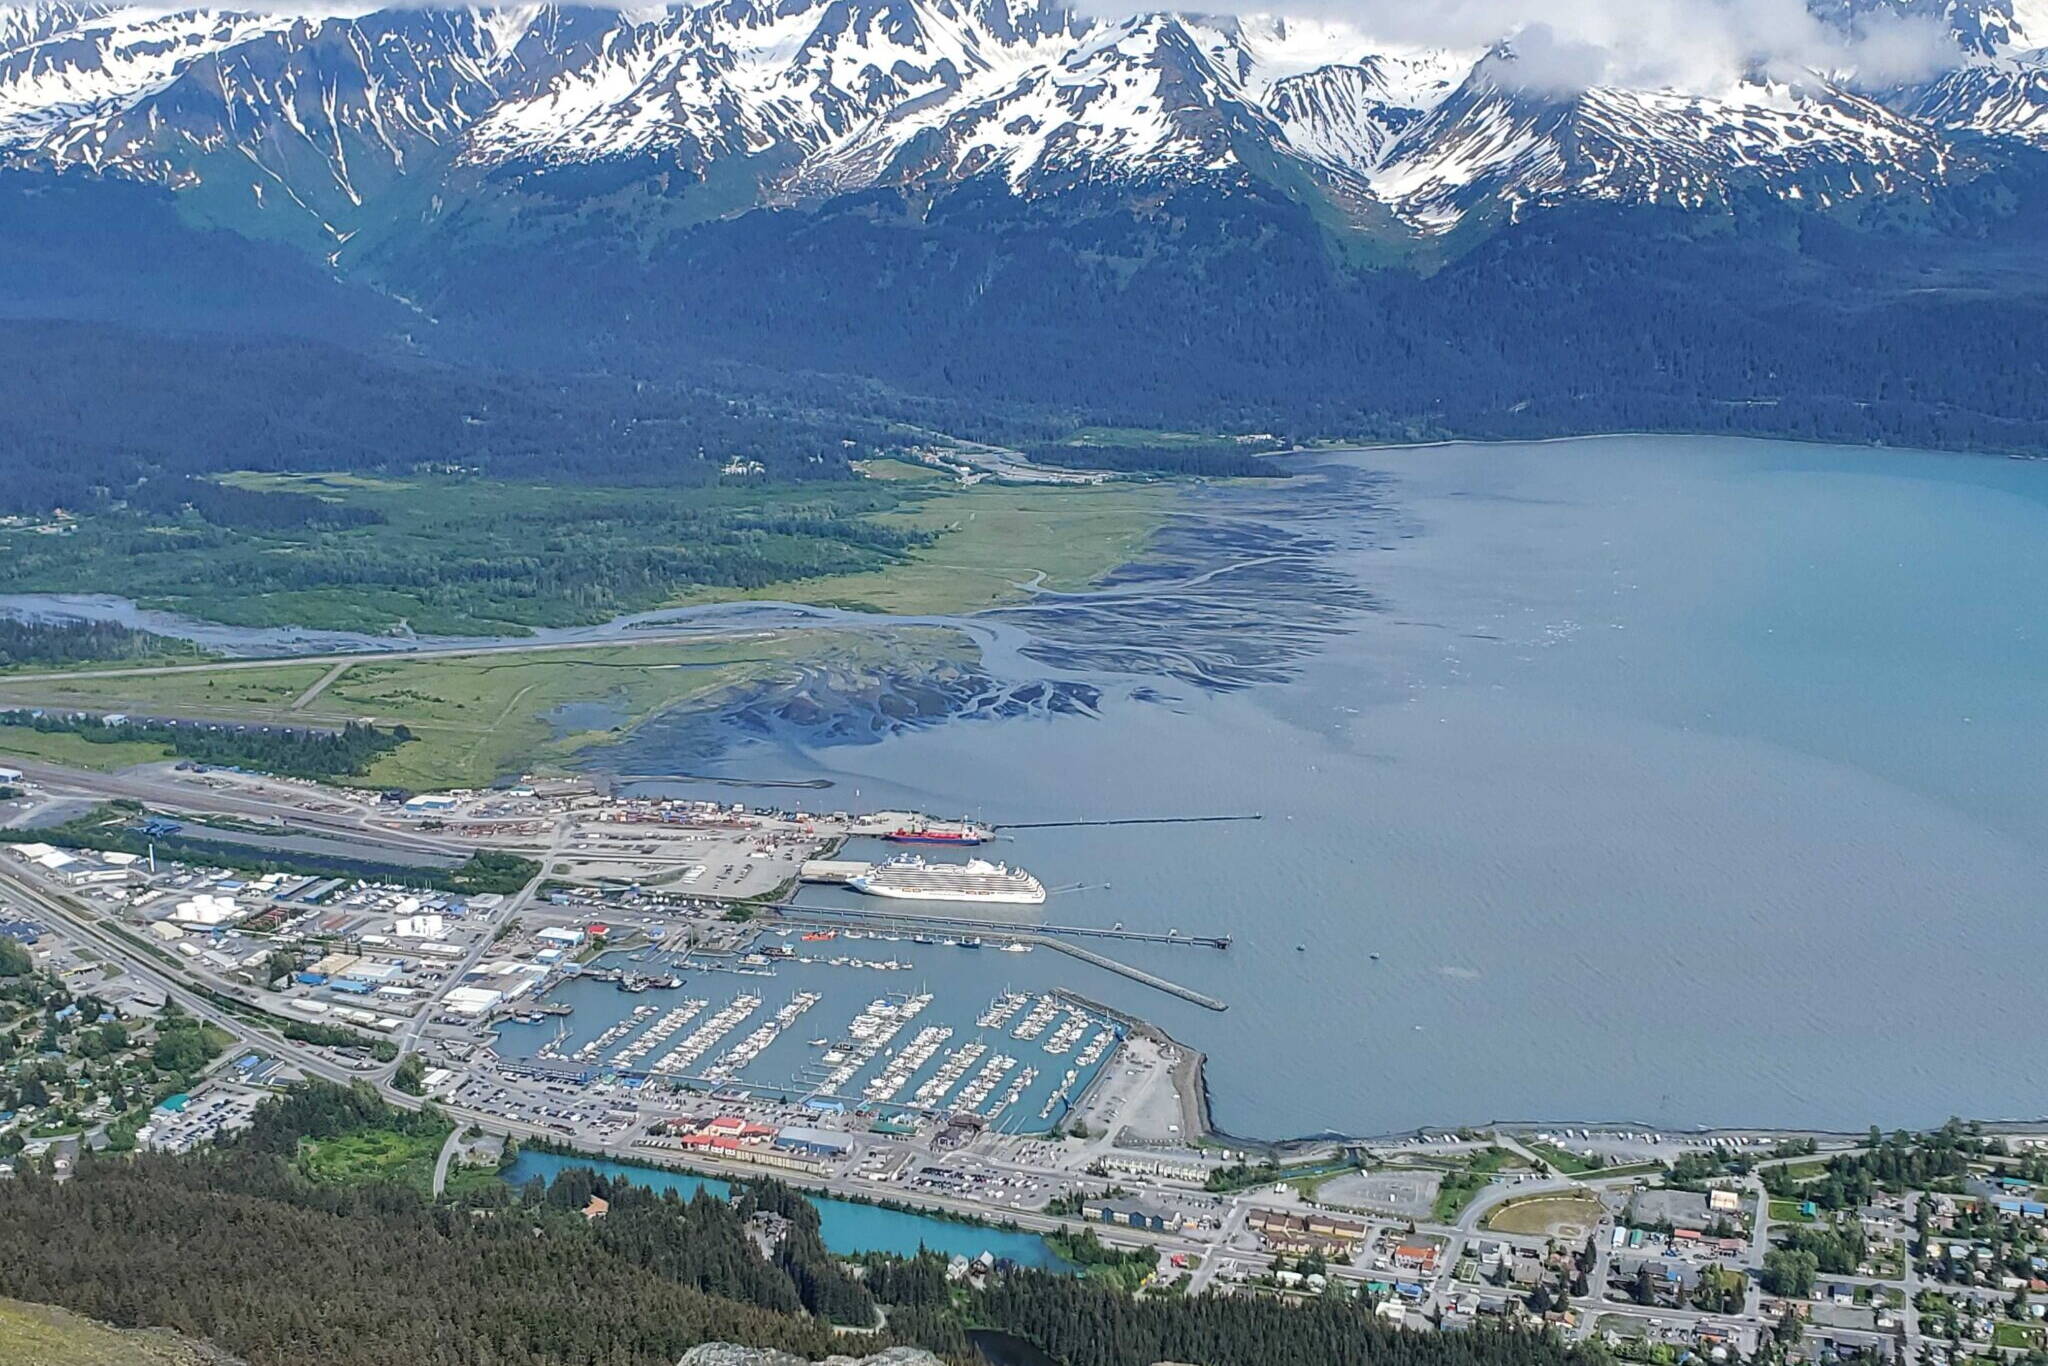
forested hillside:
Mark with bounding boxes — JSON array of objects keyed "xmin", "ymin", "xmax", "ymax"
[
  {"xmin": 384, "ymin": 176, "xmax": 2048, "ymax": 456},
  {"xmin": 6, "ymin": 161, "xmax": 2048, "ymax": 477},
  {"xmin": 0, "ymin": 1081, "xmax": 1611, "ymax": 1366},
  {"xmin": 0, "ymin": 319, "xmax": 884, "ymax": 518}
]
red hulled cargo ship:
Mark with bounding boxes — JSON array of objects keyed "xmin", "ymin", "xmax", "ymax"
[{"xmin": 884, "ymin": 822, "xmax": 994, "ymax": 846}]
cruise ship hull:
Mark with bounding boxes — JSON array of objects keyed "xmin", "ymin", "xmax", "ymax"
[
  {"xmin": 848, "ymin": 881, "xmax": 1046, "ymax": 906},
  {"xmin": 848, "ymin": 855, "xmax": 1047, "ymax": 905}
]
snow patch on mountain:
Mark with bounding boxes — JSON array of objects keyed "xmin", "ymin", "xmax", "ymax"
[
  {"xmin": 1900, "ymin": 48, "xmax": 2048, "ymax": 140},
  {"xmin": 0, "ymin": 6, "xmax": 297, "ymax": 141},
  {"xmin": 1371, "ymin": 56, "xmax": 1952, "ymax": 229},
  {"xmin": 0, "ymin": 0, "xmax": 2037, "ymax": 238}
]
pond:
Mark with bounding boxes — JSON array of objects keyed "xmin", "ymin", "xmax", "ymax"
[{"xmin": 499, "ymin": 1148, "xmax": 1071, "ymax": 1268}]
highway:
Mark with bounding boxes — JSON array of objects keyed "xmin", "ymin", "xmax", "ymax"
[
  {"xmin": 0, "ymin": 859, "xmax": 373, "ymax": 1090},
  {"xmin": 9, "ymin": 758, "xmax": 479, "ymax": 857}
]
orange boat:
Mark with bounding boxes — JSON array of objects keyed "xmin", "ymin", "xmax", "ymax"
[{"xmin": 800, "ymin": 930, "xmax": 837, "ymax": 942}]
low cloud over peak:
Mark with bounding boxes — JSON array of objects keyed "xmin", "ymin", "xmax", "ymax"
[{"xmin": 1087, "ymin": 0, "xmax": 1970, "ymax": 94}]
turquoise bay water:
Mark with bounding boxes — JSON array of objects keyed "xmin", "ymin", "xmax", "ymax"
[
  {"xmin": 627, "ymin": 437, "xmax": 2048, "ymax": 1139},
  {"xmin": 13, "ymin": 437, "xmax": 2037, "ymax": 1138},
  {"xmin": 499, "ymin": 1149, "xmax": 1067, "ymax": 1266}
]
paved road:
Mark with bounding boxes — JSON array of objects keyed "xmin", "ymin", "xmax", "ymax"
[
  {"xmin": 385, "ymin": 815, "xmax": 565, "ymax": 1068},
  {"xmin": 431, "ymin": 1126, "xmax": 463, "ymax": 1196},
  {"xmin": 0, "ymin": 626, "xmax": 771, "ymax": 686},
  {"xmin": 0, "ymin": 860, "xmax": 370, "ymax": 1089},
  {"xmin": 11, "ymin": 758, "xmax": 474, "ymax": 856},
  {"xmin": 290, "ymin": 660, "xmax": 355, "ymax": 710}
]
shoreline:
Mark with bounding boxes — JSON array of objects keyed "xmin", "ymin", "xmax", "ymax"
[
  {"xmin": 1110, "ymin": 1006, "xmax": 2048, "ymax": 1155},
  {"xmin": 1281, "ymin": 429, "xmax": 2048, "ymax": 465}
]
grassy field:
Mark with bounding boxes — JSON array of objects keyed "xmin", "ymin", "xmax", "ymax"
[
  {"xmin": 1992, "ymin": 1322, "xmax": 2044, "ymax": 1350},
  {"xmin": 849, "ymin": 457, "xmax": 950, "ymax": 481},
  {"xmin": 1420, "ymin": 1147, "xmax": 1530, "ymax": 1222},
  {"xmin": 0, "ymin": 663, "xmax": 330, "ymax": 716},
  {"xmin": 1769, "ymin": 1198, "xmax": 1817, "ymax": 1223},
  {"xmin": 1525, "ymin": 1140, "xmax": 1611, "ymax": 1175},
  {"xmin": 0, "ymin": 1297, "xmax": 233, "ymax": 1365},
  {"xmin": 1482, "ymin": 1192, "xmax": 1606, "ymax": 1236},
  {"xmin": 299, "ymin": 1124, "xmax": 449, "ymax": 1195},
  {"xmin": 338, "ymin": 626, "xmax": 974, "ymax": 789},
  {"xmin": 1433, "ymin": 1171, "xmax": 1490, "ymax": 1223},
  {"xmin": 440, "ymin": 1161, "xmax": 511, "ymax": 1200},
  {"xmin": 678, "ymin": 478, "xmax": 1178, "ymax": 615},
  {"xmin": 0, "ymin": 471, "xmax": 1179, "ymax": 635},
  {"xmin": 0, "ymin": 627, "xmax": 980, "ymax": 790},
  {"xmin": 0, "ymin": 726, "xmax": 174, "ymax": 770}
]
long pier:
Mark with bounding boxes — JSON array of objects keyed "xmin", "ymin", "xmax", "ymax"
[
  {"xmin": 768, "ymin": 906, "xmax": 1230, "ymax": 1012},
  {"xmin": 995, "ymin": 814, "xmax": 1261, "ymax": 831},
  {"xmin": 1035, "ymin": 939, "xmax": 1228, "ymax": 1012},
  {"xmin": 774, "ymin": 899, "xmax": 1230, "ymax": 949}
]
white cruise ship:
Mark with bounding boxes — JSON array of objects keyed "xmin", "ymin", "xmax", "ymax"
[{"xmin": 849, "ymin": 855, "xmax": 1046, "ymax": 905}]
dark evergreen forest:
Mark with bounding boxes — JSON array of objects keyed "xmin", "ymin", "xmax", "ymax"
[
  {"xmin": 7, "ymin": 158, "xmax": 2048, "ymax": 523},
  {"xmin": 0, "ymin": 1081, "xmax": 1610, "ymax": 1366}
]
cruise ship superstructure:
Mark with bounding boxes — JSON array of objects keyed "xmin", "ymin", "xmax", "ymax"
[{"xmin": 848, "ymin": 855, "xmax": 1047, "ymax": 906}]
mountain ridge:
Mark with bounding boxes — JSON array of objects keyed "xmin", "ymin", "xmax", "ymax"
[{"xmin": 5, "ymin": 0, "xmax": 2048, "ymax": 251}]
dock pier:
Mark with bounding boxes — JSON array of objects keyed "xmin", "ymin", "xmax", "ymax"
[
  {"xmin": 775, "ymin": 899, "xmax": 1230, "ymax": 949},
  {"xmin": 994, "ymin": 813, "xmax": 1261, "ymax": 831},
  {"xmin": 1033, "ymin": 939, "xmax": 1227, "ymax": 1011},
  {"xmin": 768, "ymin": 905, "xmax": 1230, "ymax": 1012}
]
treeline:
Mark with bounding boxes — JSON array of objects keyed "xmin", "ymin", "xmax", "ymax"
[
  {"xmin": 124, "ymin": 475, "xmax": 386, "ymax": 531},
  {"xmin": 0, "ymin": 1077, "xmax": 1629, "ymax": 1366},
  {"xmin": 1776, "ymin": 1223, "xmax": 1869, "ymax": 1275},
  {"xmin": 1025, "ymin": 442, "xmax": 1283, "ymax": 477},
  {"xmin": 240, "ymin": 1080, "xmax": 446, "ymax": 1152},
  {"xmin": 0, "ymin": 481, "xmax": 941, "ymax": 635},
  {"xmin": 277, "ymin": 1019, "xmax": 397, "ymax": 1060},
  {"xmin": 1765, "ymin": 1123, "xmax": 1981, "ymax": 1209},
  {"xmin": 0, "ymin": 317, "xmax": 885, "ymax": 518},
  {"xmin": 737, "ymin": 1179, "xmax": 876, "ymax": 1326},
  {"xmin": 446, "ymin": 850, "xmax": 541, "ymax": 895},
  {"xmin": 0, "ymin": 1152, "xmax": 839, "ymax": 1366},
  {"xmin": 899, "ymin": 1269, "xmax": 1593, "ymax": 1366},
  {"xmin": 0, "ymin": 802, "xmax": 520, "ymax": 897},
  {"xmin": 0, "ymin": 711, "xmax": 409, "ymax": 779},
  {"xmin": 0, "ymin": 618, "xmax": 197, "ymax": 669}
]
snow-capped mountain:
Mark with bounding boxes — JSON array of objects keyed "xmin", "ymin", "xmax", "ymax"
[
  {"xmin": 1368, "ymin": 54, "xmax": 1956, "ymax": 230},
  {"xmin": 2, "ymin": 0, "xmax": 2046, "ymax": 244},
  {"xmin": 1899, "ymin": 51, "xmax": 2048, "ymax": 143}
]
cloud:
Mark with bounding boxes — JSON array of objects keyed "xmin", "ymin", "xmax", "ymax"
[
  {"xmin": 1087, "ymin": 0, "xmax": 1966, "ymax": 94},
  {"xmin": 103, "ymin": 0, "xmax": 1970, "ymax": 97}
]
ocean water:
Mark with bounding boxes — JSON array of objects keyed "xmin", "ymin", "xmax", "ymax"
[
  {"xmin": 7, "ymin": 437, "xmax": 2039, "ymax": 1138},
  {"xmin": 625, "ymin": 437, "xmax": 2048, "ymax": 1138}
]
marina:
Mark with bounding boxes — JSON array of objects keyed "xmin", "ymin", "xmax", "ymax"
[
  {"xmin": 652, "ymin": 994, "xmax": 763, "ymax": 1076},
  {"xmin": 491, "ymin": 933, "xmax": 1125, "ymax": 1130}
]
